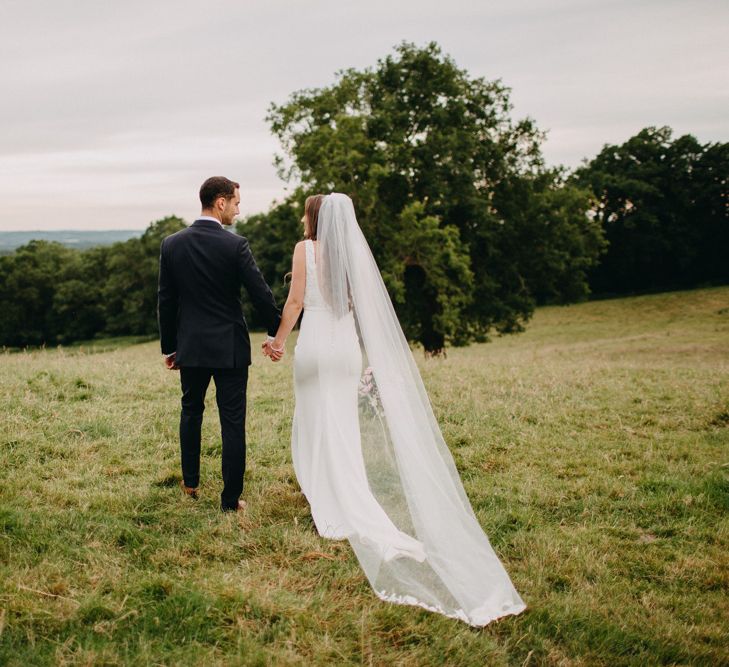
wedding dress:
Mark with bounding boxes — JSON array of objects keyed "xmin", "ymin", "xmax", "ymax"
[{"xmin": 291, "ymin": 194, "xmax": 526, "ymax": 626}]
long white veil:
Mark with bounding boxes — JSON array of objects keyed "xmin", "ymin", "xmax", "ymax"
[{"xmin": 316, "ymin": 193, "xmax": 526, "ymax": 626}]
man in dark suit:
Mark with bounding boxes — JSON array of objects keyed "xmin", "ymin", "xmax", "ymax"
[{"xmin": 157, "ymin": 176, "xmax": 281, "ymax": 512}]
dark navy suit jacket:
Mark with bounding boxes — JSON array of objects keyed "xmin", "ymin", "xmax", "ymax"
[{"xmin": 157, "ymin": 219, "xmax": 280, "ymax": 368}]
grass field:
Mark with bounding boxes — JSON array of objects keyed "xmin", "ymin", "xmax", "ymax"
[{"xmin": 1, "ymin": 288, "xmax": 728, "ymax": 666}]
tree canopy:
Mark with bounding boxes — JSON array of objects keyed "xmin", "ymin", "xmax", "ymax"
[
  {"xmin": 259, "ymin": 42, "xmax": 605, "ymax": 352},
  {"xmin": 573, "ymin": 126, "xmax": 728, "ymax": 295}
]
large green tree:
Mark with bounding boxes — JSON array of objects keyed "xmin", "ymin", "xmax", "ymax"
[
  {"xmin": 573, "ymin": 126, "xmax": 729, "ymax": 294},
  {"xmin": 262, "ymin": 42, "xmax": 604, "ymax": 352}
]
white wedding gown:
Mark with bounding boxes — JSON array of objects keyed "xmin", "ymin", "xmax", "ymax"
[
  {"xmin": 292, "ymin": 239, "xmax": 427, "ymax": 562},
  {"xmin": 290, "ymin": 194, "xmax": 525, "ymax": 626}
]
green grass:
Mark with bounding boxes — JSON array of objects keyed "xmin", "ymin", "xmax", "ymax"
[{"xmin": 1, "ymin": 287, "xmax": 728, "ymax": 666}]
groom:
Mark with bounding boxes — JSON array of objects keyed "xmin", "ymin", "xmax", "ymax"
[{"xmin": 157, "ymin": 176, "xmax": 281, "ymax": 512}]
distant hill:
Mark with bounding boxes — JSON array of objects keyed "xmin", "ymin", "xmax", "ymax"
[{"xmin": 0, "ymin": 230, "xmax": 142, "ymax": 252}]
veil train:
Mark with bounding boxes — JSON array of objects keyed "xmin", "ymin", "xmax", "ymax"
[{"xmin": 314, "ymin": 193, "xmax": 526, "ymax": 626}]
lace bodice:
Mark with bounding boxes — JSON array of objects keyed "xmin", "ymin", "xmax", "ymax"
[{"xmin": 303, "ymin": 239, "xmax": 328, "ymax": 311}]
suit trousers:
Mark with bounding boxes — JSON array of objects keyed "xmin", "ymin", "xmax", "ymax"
[{"xmin": 179, "ymin": 366, "xmax": 249, "ymax": 511}]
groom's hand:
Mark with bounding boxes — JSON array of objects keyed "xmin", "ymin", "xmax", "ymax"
[{"xmin": 163, "ymin": 352, "xmax": 179, "ymax": 370}]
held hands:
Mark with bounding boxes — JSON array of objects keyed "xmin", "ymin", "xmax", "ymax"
[{"xmin": 262, "ymin": 339, "xmax": 285, "ymax": 362}]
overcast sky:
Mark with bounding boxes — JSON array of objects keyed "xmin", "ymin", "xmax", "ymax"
[{"xmin": 1, "ymin": 0, "xmax": 727, "ymax": 231}]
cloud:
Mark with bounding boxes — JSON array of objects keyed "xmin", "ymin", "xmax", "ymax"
[{"xmin": 1, "ymin": 0, "xmax": 727, "ymax": 230}]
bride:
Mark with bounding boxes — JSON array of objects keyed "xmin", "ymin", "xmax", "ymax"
[{"xmin": 263, "ymin": 193, "xmax": 525, "ymax": 626}]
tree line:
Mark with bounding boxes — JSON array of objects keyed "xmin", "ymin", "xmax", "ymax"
[
  {"xmin": 0, "ymin": 217, "xmax": 186, "ymax": 347},
  {"xmin": 1, "ymin": 43, "xmax": 726, "ymax": 351}
]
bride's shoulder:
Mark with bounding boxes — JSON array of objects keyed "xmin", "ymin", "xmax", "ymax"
[{"xmin": 292, "ymin": 241, "xmax": 307, "ymax": 263}]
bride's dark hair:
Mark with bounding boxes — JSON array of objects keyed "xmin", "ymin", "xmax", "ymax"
[{"xmin": 303, "ymin": 194, "xmax": 326, "ymax": 240}]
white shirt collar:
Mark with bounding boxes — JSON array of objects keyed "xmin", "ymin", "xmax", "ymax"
[{"xmin": 197, "ymin": 216, "xmax": 223, "ymax": 227}]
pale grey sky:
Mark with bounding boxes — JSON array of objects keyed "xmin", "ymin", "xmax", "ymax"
[{"xmin": 1, "ymin": 0, "xmax": 726, "ymax": 230}]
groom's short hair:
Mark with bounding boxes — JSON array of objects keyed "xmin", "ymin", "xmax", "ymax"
[{"xmin": 200, "ymin": 176, "xmax": 240, "ymax": 208}]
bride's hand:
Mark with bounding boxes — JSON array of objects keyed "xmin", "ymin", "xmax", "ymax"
[
  {"xmin": 268, "ymin": 339, "xmax": 286, "ymax": 361},
  {"xmin": 262, "ymin": 340, "xmax": 284, "ymax": 362},
  {"xmin": 269, "ymin": 340, "xmax": 284, "ymax": 362}
]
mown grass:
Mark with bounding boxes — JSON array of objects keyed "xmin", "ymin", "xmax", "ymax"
[{"xmin": 1, "ymin": 287, "xmax": 728, "ymax": 666}]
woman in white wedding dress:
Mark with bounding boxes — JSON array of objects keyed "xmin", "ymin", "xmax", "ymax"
[{"xmin": 267, "ymin": 193, "xmax": 526, "ymax": 626}]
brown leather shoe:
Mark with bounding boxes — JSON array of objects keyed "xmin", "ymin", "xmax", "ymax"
[
  {"xmin": 222, "ymin": 500, "xmax": 246, "ymax": 512},
  {"xmin": 179, "ymin": 480, "xmax": 199, "ymax": 499}
]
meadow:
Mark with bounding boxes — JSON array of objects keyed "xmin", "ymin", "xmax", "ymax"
[{"xmin": 1, "ymin": 287, "xmax": 727, "ymax": 666}]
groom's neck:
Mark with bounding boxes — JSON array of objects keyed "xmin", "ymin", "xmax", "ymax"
[{"xmin": 200, "ymin": 209, "xmax": 223, "ymax": 223}]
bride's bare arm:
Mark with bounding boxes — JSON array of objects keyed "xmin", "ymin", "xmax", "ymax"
[{"xmin": 270, "ymin": 241, "xmax": 306, "ymax": 354}]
